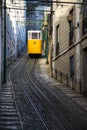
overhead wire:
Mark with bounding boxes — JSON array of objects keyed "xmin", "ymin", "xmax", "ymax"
[
  {"xmin": 2, "ymin": 0, "xmax": 86, "ymax": 21},
  {"xmin": 5, "ymin": 4, "xmax": 84, "ymax": 11},
  {"xmin": 2, "ymin": 0, "xmax": 85, "ymax": 20},
  {"xmin": 41, "ymin": 0, "xmax": 85, "ymax": 5},
  {"xmin": 4, "ymin": 1, "xmax": 44, "ymax": 11}
]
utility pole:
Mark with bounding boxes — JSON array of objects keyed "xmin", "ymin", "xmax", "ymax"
[
  {"xmin": 45, "ymin": 14, "xmax": 49, "ymax": 64},
  {"xmin": 46, "ymin": 25, "xmax": 49, "ymax": 64},
  {"xmin": 3, "ymin": 0, "xmax": 6, "ymax": 83}
]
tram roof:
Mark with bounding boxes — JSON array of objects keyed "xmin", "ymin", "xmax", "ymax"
[{"xmin": 28, "ymin": 30, "xmax": 42, "ymax": 33}]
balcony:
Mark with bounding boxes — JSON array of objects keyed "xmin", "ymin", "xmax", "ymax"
[
  {"xmin": 82, "ymin": 17, "xmax": 87, "ymax": 36},
  {"xmin": 69, "ymin": 29, "xmax": 74, "ymax": 46}
]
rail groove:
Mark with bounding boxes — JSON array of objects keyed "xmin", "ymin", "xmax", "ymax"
[{"xmin": 9, "ymin": 54, "xmax": 87, "ymax": 130}]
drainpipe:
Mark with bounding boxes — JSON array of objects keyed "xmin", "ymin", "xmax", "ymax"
[
  {"xmin": 46, "ymin": 26, "xmax": 49, "ymax": 64},
  {"xmin": 3, "ymin": 0, "xmax": 6, "ymax": 83}
]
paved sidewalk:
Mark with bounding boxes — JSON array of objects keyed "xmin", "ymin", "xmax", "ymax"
[{"xmin": 38, "ymin": 58, "xmax": 87, "ymax": 111}]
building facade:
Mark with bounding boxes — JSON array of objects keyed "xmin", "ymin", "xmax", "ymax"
[
  {"xmin": 81, "ymin": 0, "xmax": 87, "ymax": 96},
  {"xmin": 15, "ymin": 0, "xmax": 26, "ymax": 57},
  {"xmin": 1, "ymin": 0, "xmax": 26, "ymax": 82},
  {"xmin": 51, "ymin": 0, "xmax": 87, "ymax": 96},
  {"xmin": 6, "ymin": 0, "xmax": 26, "ymax": 59}
]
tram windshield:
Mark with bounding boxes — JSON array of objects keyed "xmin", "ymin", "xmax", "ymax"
[
  {"xmin": 32, "ymin": 33, "xmax": 38, "ymax": 39},
  {"xmin": 28, "ymin": 31, "xmax": 42, "ymax": 40}
]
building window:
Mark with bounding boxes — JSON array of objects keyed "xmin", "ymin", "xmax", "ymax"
[
  {"xmin": 83, "ymin": 0, "xmax": 87, "ymax": 19},
  {"xmin": 56, "ymin": 25, "xmax": 59, "ymax": 56},
  {"xmin": 69, "ymin": 21, "xmax": 74, "ymax": 46},
  {"xmin": 10, "ymin": 0, "xmax": 15, "ymax": 4},
  {"xmin": 56, "ymin": 0, "xmax": 59, "ymax": 7},
  {"xmin": 56, "ymin": 0, "xmax": 62, "ymax": 7},
  {"xmin": 82, "ymin": 0, "xmax": 87, "ymax": 35},
  {"xmin": 68, "ymin": 9, "xmax": 74, "ymax": 46},
  {"xmin": 82, "ymin": 18, "xmax": 87, "ymax": 35},
  {"xmin": 70, "ymin": 55, "xmax": 74, "ymax": 77}
]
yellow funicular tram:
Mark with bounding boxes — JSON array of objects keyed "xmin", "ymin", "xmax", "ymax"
[{"xmin": 27, "ymin": 30, "xmax": 42, "ymax": 57}]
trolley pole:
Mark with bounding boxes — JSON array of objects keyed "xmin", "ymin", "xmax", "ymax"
[
  {"xmin": 45, "ymin": 17, "xmax": 49, "ymax": 64},
  {"xmin": 46, "ymin": 28, "xmax": 49, "ymax": 64},
  {"xmin": 43, "ymin": 17, "xmax": 49, "ymax": 64},
  {"xmin": 3, "ymin": 0, "xmax": 6, "ymax": 83}
]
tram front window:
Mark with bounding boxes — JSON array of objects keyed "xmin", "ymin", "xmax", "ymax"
[{"xmin": 32, "ymin": 33, "xmax": 38, "ymax": 39}]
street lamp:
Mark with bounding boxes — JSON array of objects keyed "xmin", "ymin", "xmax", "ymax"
[
  {"xmin": 44, "ymin": 20, "xmax": 49, "ymax": 64},
  {"xmin": 3, "ymin": 0, "xmax": 6, "ymax": 83},
  {"xmin": 45, "ymin": 25, "xmax": 49, "ymax": 64},
  {"xmin": 42, "ymin": 16, "xmax": 49, "ymax": 64}
]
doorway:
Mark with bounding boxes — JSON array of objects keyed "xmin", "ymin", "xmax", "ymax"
[{"xmin": 82, "ymin": 47, "xmax": 87, "ymax": 96}]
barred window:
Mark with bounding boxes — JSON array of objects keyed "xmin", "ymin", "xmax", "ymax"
[
  {"xmin": 70, "ymin": 56, "xmax": 74, "ymax": 77},
  {"xmin": 82, "ymin": 0, "xmax": 87, "ymax": 35},
  {"xmin": 56, "ymin": 0, "xmax": 61, "ymax": 7},
  {"xmin": 83, "ymin": 0, "xmax": 87, "ymax": 19},
  {"xmin": 56, "ymin": 25, "xmax": 59, "ymax": 55}
]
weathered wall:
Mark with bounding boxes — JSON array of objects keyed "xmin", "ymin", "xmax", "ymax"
[{"xmin": 52, "ymin": 0, "xmax": 81, "ymax": 93}]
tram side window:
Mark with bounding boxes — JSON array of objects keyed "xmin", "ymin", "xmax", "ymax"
[
  {"xmin": 28, "ymin": 32, "xmax": 32, "ymax": 39},
  {"xmin": 32, "ymin": 33, "xmax": 38, "ymax": 39},
  {"xmin": 39, "ymin": 33, "xmax": 40, "ymax": 39}
]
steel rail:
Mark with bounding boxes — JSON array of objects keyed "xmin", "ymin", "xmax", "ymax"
[
  {"xmin": 23, "ymin": 59, "xmax": 59, "ymax": 129},
  {"xmin": 27, "ymin": 60, "xmax": 66, "ymax": 130},
  {"xmin": 29, "ymin": 58, "xmax": 87, "ymax": 129},
  {"xmin": 28, "ymin": 59, "xmax": 80, "ymax": 129},
  {"xmin": 10, "ymin": 55, "xmax": 87, "ymax": 130},
  {"xmin": 11, "ymin": 56, "xmax": 48, "ymax": 130}
]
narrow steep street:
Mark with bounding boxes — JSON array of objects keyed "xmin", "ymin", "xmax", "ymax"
[{"xmin": 0, "ymin": 53, "xmax": 87, "ymax": 130}]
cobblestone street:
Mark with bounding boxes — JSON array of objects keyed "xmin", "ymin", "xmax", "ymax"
[
  {"xmin": 38, "ymin": 58, "xmax": 87, "ymax": 112},
  {"xmin": 0, "ymin": 55, "xmax": 87, "ymax": 130},
  {"xmin": 1, "ymin": 0, "xmax": 87, "ymax": 130}
]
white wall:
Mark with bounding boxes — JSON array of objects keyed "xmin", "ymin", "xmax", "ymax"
[
  {"xmin": 15, "ymin": 0, "xmax": 26, "ymax": 56},
  {"xmin": 75, "ymin": 4, "xmax": 81, "ymax": 79},
  {"xmin": 6, "ymin": 0, "xmax": 26, "ymax": 58}
]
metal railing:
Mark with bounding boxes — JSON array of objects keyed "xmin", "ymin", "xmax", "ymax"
[{"xmin": 53, "ymin": 67, "xmax": 81, "ymax": 93}]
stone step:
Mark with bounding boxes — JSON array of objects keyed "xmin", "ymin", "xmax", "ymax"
[
  {"xmin": 0, "ymin": 108, "xmax": 16, "ymax": 112},
  {"xmin": 1, "ymin": 95, "xmax": 13, "ymax": 98},
  {"xmin": 0, "ymin": 116, "xmax": 19, "ymax": 121},
  {"xmin": 0, "ymin": 120, "xmax": 20, "ymax": 125},
  {"xmin": 0, "ymin": 105, "xmax": 15, "ymax": 109},
  {"xmin": 0, "ymin": 102, "xmax": 15, "ymax": 106},
  {"xmin": 1, "ymin": 93, "xmax": 13, "ymax": 96},
  {"xmin": 1, "ymin": 89, "xmax": 12, "ymax": 92},
  {"xmin": 0, "ymin": 97, "xmax": 13, "ymax": 100},
  {"xmin": 1, "ymin": 87, "xmax": 12, "ymax": 90},
  {"xmin": 0, "ymin": 100, "xmax": 14, "ymax": 103},
  {"xmin": 0, "ymin": 125, "xmax": 21, "ymax": 130},
  {"xmin": 1, "ymin": 91, "xmax": 12, "ymax": 94},
  {"xmin": 0, "ymin": 112, "xmax": 18, "ymax": 116}
]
